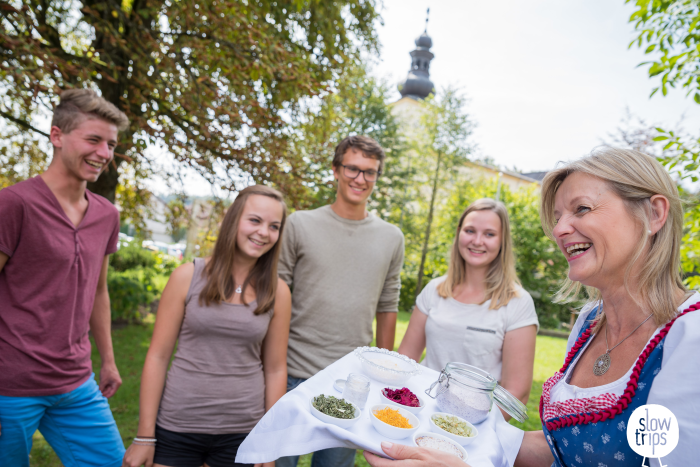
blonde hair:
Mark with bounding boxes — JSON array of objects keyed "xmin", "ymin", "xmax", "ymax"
[
  {"xmin": 540, "ymin": 147, "xmax": 686, "ymax": 331},
  {"xmin": 437, "ymin": 198, "xmax": 521, "ymax": 309},
  {"xmin": 52, "ymin": 89, "xmax": 129, "ymax": 133}
]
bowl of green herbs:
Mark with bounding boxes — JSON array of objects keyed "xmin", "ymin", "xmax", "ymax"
[
  {"xmin": 429, "ymin": 412, "xmax": 478, "ymax": 446},
  {"xmin": 310, "ymin": 394, "xmax": 361, "ymax": 428}
]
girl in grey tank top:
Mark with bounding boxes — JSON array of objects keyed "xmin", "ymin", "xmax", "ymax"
[{"xmin": 123, "ymin": 186, "xmax": 292, "ymax": 467}]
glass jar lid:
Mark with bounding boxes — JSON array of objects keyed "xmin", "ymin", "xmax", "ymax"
[
  {"xmin": 493, "ymin": 384, "xmax": 528, "ymax": 423},
  {"xmin": 444, "ymin": 362, "xmax": 497, "ymax": 393}
]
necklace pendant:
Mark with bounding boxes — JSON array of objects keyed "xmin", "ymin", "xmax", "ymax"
[
  {"xmin": 235, "ymin": 286, "xmax": 242, "ymax": 294},
  {"xmin": 593, "ymin": 352, "xmax": 611, "ymax": 376}
]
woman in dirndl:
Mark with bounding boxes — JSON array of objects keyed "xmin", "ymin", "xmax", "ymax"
[{"xmin": 363, "ymin": 147, "xmax": 700, "ymax": 467}]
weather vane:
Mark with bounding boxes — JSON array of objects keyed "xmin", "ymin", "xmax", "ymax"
[{"xmin": 425, "ymin": 7, "xmax": 430, "ymax": 33}]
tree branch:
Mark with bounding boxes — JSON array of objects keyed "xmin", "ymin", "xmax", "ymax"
[{"xmin": 0, "ymin": 110, "xmax": 50, "ymax": 137}]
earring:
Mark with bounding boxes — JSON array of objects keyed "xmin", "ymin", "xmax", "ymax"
[{"xmin": 648, "ymin": 230, "xmax": 652, "ymax": 235}]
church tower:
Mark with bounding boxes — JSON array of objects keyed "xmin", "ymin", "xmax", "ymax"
[{"xmin": 398, "ymin": 10, "xmax": 435, "ymax": 100}]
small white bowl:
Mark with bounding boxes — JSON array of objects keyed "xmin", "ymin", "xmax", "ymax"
[
  {"xmin": 309, "ymin": 395, "xmax": 360, "ymax": 429},
  {"xmin": 379, "ymin": 387, "xmax": 425, "ymax": 414},
  {"xmin": 429, "ymin": 412, "xmax": 478, "ymax": 446},
  {"xmin": 413, "ymin": 431, "xmax": 469, "ymax": 462},
  {"xmin": 369, "ymin": 404, "xmax": 420, "ymax": 439},
  {"xmin": 353, "ymin": 347, "xmax": 421, "ymax": 385}
]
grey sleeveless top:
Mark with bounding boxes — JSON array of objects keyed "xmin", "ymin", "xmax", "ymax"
[{"xmin": 156, "ymin": 258, "xmax": 273, "ymax": 433}]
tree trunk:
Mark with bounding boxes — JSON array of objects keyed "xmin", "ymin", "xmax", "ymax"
[
  {"xmin": 415, "ymin": 150, "xmax": 442, "ymax": 300},
  {"xmin": 87, "ymin": 155, "xmax": 124, "ymax": 203},
  {"xmin": 83, "ymin": 0, "xmax": 136, "ymax": 205}
]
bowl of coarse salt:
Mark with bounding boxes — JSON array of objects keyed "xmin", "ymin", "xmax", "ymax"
[
  {"xmin": 413, "ymin": 431, "xmax": 468, "ymax": 463},
  {"xmin": 353, "ymin": 347, "xmax": 421, "ymax": 385}
]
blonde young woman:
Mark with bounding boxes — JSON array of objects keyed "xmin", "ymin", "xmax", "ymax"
[
  {"xmin": 398, "ymin": 198, "xmax": 539, "ymax": 409},
  {"xmin": 123, "ymin": 185, "xmax": 291, "ymax": 467}
]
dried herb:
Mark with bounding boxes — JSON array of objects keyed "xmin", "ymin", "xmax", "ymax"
[
  {"xmin": 382, "ymin": 387, "xmax": 421, "ymax": 408},
  {"xmin": 432, "ymin": 414, "xmax": 473, "ymax": 437},
  {"xmin": 312, "ymin": 395, "xmax": 357, "ymax": 419}
]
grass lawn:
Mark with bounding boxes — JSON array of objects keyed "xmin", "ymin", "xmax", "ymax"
[{"xmin": 29, "ymin": 312, "xmax": 567, "ymax": 466}]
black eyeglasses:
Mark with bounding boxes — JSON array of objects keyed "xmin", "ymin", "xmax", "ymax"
[{"xmin": 340, "ymin": 164, "xmax": 381, "ymax": 182}]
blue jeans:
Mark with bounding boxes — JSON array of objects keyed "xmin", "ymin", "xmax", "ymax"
[
  {"xmin": 0, "ymin": 374, "xmax": 125, "ymax": 467},
  {"xmin": 275, "ymin": 376, "xmax": 356, "ymax": 467}
]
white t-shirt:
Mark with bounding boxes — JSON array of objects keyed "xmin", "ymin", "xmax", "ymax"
[
  {"xmin": 415, "ymin": 276, "xmax": 539, "ymax": 380},
  {"xmin": 549, "ymin": 292, "xmax": 700, "ymax": 467}
]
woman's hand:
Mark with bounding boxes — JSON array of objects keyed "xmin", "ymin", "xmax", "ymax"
[
  {"xmin": 254, "ymin": 462, "xmax": 276, "ymax": 467},
  {"xmin": 122, "ymin": 443, "xmax": 155, "ymax": 467},
  {"xmin": 363, "ymin": 441, "xmax": 471, "ymax": 467}
]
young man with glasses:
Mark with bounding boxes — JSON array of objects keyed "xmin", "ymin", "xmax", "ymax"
[{"xmin": 277, "ymin": 135, "xmax": 404, "ymax": 467}]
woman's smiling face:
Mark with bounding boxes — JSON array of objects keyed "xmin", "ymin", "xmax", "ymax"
[
  {"xmin": 235, "ymin": 194, "xmax": 284, "ymax": 261},
  {"xmin": 552, "ymin": 172, "xmax": 642, "ymax": 290},
  {"xmin": 458, "ymin": 210, "xmax": 502, "ymax": 270}
]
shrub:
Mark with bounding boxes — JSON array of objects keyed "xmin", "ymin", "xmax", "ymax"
[
  {"xmin": 108, "ymin": 268, "xmax": 156, "ymax": 323},
  {"xmin": 111, "ymin": 241, "xmax": 156, "ymax": 272},
  {"xmin": 108, "ymin": 242, "xmax": 180, "ymax": 323},
  {"xmin": 155, "ymin": 252, "xmax": 180, "ymax": 276}
]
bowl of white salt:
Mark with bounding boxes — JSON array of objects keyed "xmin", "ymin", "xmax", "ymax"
[
  {"xmin": 413, "ymin": 431, "xmax": 468, "ymax": 462},
  {"xmin": 353, "ymin": 347, "xmax": 421, "ymax": 385}
]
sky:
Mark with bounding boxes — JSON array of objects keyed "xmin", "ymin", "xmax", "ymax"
[{"xmin": 373, "ymin": 0, "xmax": 699, "ymax": 173}]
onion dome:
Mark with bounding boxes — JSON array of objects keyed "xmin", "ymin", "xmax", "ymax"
[{"xmin": 398, "ymin": 12, "xmax": 435, "ymax": 100}]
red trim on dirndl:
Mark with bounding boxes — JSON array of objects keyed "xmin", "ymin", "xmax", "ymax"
[{"xmin": 540, "ymin": 302, "xmax": 700, "ymax": 431}]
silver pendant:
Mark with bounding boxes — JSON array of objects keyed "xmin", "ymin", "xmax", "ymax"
[
  {"xmin": 235, "ymin": 286, "xmax": 242, "ymax": 294},
  {"xmin": 593, "ymin": 352, "xmax": 611, "ymax": 376}
]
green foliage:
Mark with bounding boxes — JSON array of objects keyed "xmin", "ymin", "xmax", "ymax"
[
  {"xmin": 0, "ymin": 128, "xmax": 48, "ymax": 189},
  {"xmin": 155, "ymin": 251, "xmax": 181, "ymax": 276},
  {"xmin": 108, "ymin": 242, "xmax": 178, "ymax": 322},
  {"xmin": 506, "ymin": 187, "xmax": 574, "ymax": 329},
  {"xmin": 628, "ymin": 0, "xmax": 700, "ymax": 99},
  {"xmin": 681, "ymin": 193, "xmax": 700, "ymax": 289},
  {"xmin": 628, "ymin": 2, "xmax": 700, "ymax": 289},
  {"xmin": 390, "ymin": 88, "xmax": 476, "ymax": 298},
  {"xmin": 164, "ymin": 195, "xmax": 189, "ymax": 243},
  {"xmin": 108, "ymin": 268, "xmax": 156, "ymax": 323},
  {"xmin": 1, "ymin": 0, "xmax": 382, "ymax": 206},
  {"xmin": 111, "ymin": 241, "xmax": 156, "ymax": 272}
]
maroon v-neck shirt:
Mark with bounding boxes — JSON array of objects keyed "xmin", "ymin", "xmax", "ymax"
[{"xmin": 0, "ymin": 176, "xmax": 119, "ymax": 396}]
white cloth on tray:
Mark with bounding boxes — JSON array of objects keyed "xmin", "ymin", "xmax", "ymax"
[{"xmin": 236, "ymin": 351, "xmax": 525, "ymax": 466}]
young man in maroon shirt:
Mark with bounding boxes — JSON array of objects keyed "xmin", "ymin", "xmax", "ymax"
[{"xmin": 0, "ymin": 89, "xmax": 129, "ymax": 467}]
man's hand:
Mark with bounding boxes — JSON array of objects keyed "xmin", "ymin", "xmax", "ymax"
[
  {"xmin": 363, "ymin": 441, "xmax": 470, "ymax": 467},
  {"xmin": 99, "ymin": 362, "xmax": 122, "ymax": 398}
]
